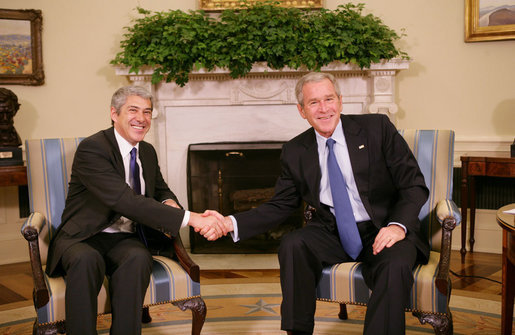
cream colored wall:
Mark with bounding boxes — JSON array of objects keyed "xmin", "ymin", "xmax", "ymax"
[
  {"xmin": 0, "ymin": 0, "xmax": 513, "ymax": 264},
  {"xmin": 338, "ymin": 0, "xmax": 515, "ymax": 141},
  {"xmin": 0, "ymin": 0, "xmax": 512, "ymax": 142},
  {"xmin": 0, "ymin": 0, "xmax": 196, "ymax": 141}
]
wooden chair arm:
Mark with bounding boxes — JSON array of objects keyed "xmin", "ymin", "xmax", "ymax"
[
  {"xmin": 173, "ymin": 234, "xmax": 200, "ymax": 282},
  {"xmin": 434, "ymin": 201, "xmax": 459, "ymax": 296},
  {"xmin": 21, "ymin": 212, "xmax": 49, "ymax": 308}
]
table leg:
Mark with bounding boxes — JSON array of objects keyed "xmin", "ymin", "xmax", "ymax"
[
  {"xmin": 469, "ymin": 177, "xmax": 476, "ymax": 252},
  {"xmin": 460, "ymin": 167, "xmax": 469, "ymax": 260},
  {"xmin": 501, "ymin": 230, "xmax": 514, "ymax": 335}
]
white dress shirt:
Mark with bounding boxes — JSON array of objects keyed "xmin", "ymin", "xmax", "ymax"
[
  {"xmin": 103, "ymin": 129, "xmax": 146, "ymax": 233},
  {"xmin": 317, "ymin": 120, "xmax": 370, "ymax": 222},
  {"xmin": 103, "ymin": 129, "xmax": 190, "ymax": 233}
]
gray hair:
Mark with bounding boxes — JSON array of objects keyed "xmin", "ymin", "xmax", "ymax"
[
  {"xmin": 111, "ymin": 85, "xmax": 154, "ymax": 113},
  {"xmin": 295, "ymin": 72, "xmax": 342, "ymax": 107}
]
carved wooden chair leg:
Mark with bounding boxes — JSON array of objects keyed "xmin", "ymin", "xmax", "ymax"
[
  {"xmin": 412, "ymin": 311, "xmax": 452, "ymax": 335},
  {"xmin": 142, "ymin": 306, "xmax": 152, "ymax": 323},
  {"xmin": 338, "ymin": 303, "xmax": 348, "ymax": 320},
  {"xmin": 173, "ymin": 297, "xmax": 207, "ymax": 335}
]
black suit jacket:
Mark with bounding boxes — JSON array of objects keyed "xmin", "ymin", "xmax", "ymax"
[
  {"xmin": 234, "ymin": 114, "xmax": 430, "ymax": 263},
  {"xmin": 46, "ymin": 127, "xmax": 185, "ymax": 276}
]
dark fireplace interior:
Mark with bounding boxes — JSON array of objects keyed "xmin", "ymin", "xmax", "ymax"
[{"xmin": 187, "ymin": 142, "xmax": 304, "ymax": 254}]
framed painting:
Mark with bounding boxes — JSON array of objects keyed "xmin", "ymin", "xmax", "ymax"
[
  {"xmin": 0, "ymin": 9, "xmax": 44, "ymax": 85},
  {"xmin": 465, "ymin": 0, "xmax": 515, "ymax": 42},
  {"xmin": 199, "ymin": 0, "xmax": 323, "ymax": 11}
]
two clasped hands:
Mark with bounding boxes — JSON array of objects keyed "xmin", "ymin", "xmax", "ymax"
[
  {"xmin": 162, "ymin": 199, "xmax": 231, "ymax": 241},
  {"xmin": 188, "ymin": 210, "xmax": 233, "ymax": 241}
]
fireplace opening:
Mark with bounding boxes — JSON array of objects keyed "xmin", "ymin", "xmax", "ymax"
[{"xmin": 187, "ymin": 142, "xmax": 304, "ymax": 254}]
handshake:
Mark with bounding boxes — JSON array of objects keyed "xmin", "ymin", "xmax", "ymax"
[{"xmin": 188, "ymin": 210, "xmax": 234, "ymax": 241}]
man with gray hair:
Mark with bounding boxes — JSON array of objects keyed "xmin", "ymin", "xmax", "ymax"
[
  {"xmin": 45, "ymin": 86, "xmax": 226, "ymax": 334},
  {"xmin": 205, "ymin": 72, "xmax": 429, "ymax": 334}
]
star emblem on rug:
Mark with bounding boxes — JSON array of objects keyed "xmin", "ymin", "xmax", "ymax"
[{"xmin": 241, "ymin": 299, "xmax": 280, "ymax": 315}]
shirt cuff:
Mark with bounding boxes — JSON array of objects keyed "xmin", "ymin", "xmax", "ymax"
[
  {"xmin": 229, "ymin": 215, "xmax": 240, "ymax": 242},
  {"xmin": 387, "ymin": 222, "xmax": 407, "ymax": 234},
  {"xmin": 181, "ymin": 210, "xmax": 190, "ymax": 228}
]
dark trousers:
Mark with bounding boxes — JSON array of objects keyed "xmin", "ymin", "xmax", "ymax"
[
  {"xmin": 60, "ymin": 233, "xmax": 153, "ymax": 335},
  {"xmin": 278, "ymin": 221, "xmax": 418, "ymax": 335}
]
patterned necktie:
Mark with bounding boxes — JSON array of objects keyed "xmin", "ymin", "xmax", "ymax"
[
  {"xmin": 130, "ymin": 147, "xmax": 147, "ymax": 246},
  {"xmin": 326, "ymin": 138, "xmax": 363, "ymax": 260}
]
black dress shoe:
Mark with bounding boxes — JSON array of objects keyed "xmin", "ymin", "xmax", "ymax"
[{"xmin": 286, "ymin": 331, "xmax": 312, "ymax": 335}]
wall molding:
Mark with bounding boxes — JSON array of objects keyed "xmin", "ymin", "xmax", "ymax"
[{"xmin": 454, "ymin": 137, "xmax": 512, "ymax": 167}]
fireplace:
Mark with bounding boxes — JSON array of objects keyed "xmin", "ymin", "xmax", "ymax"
[
  {"xmin": 187, "ymin": 142, "xmax": 303, "ymax": 253},
  {"xmin": 115, "ymin": 60, "xmax": 410, "ymax": 250}
]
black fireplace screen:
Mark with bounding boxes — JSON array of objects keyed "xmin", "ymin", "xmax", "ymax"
[{"xmin": 187, "ymin": 142, "xmax": 304, "ymax": 253}]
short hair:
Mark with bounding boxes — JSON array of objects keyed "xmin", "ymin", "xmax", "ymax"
[
  {"xmin": 295, "ymin": 72, "xmax": 342, "ymax": 107},
  {"xmin": 110, "ymin": 86, "xmax": 153, "ymax": 125}
]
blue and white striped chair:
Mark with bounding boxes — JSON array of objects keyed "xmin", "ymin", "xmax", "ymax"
[
  {"xmin": 21, "ymin": 138, "xmax": 206, "ymax": 335},
  {"xmin": 313, "ymin": 130, "xmax": 460, "ymax": 334}
]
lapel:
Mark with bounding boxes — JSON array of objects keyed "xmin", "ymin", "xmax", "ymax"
[
  {"xmin": 104, "ymin": 127, "xmax": 125, "ymax": 179},
  {"xmin": 104, "ymin": 127, "xmax": 154, "ymax": 197},
  {"xmin": 340, "ymin": 115, "xmax": 373, "ymax": 215},
  {"xmin": 139, "ymin": 143, "xmax": 152, "ymax": 197},
  {"xmin": 298, "ymin": 129, "xmax": 322, "ymax": 207}
]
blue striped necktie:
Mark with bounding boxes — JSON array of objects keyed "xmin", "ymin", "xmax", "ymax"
[
  {"xmin": 326, "ymin": 138, "xmax": 363, "ymax": 259},
  {"xmin": 130, "ymin": 147, "xmax": 147, "ymax": 246}
]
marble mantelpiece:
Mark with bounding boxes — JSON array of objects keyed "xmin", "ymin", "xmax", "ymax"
[{"xmin": 115, "ymin": 60, "xmax": 409, "ymax": 247}]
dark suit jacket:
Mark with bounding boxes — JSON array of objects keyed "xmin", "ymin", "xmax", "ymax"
[
  {"xmin": 46, "ymin": 127, "xmax": 185, "ymax": 276},
  {"xmin": 234, "ymin": 114, "xmax": 430, "ymax": 263}
]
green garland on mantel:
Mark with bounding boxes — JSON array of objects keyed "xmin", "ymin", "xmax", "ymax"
[{"xmin": 111, "ymin": 1, "xmax": 408, "ymax": 87}]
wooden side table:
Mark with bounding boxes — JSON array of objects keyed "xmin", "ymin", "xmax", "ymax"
[
  {"xmin": 460, "ymin": 156, "xmax": 515, "ymax": 257},
  {"xmin": 497, "ymin": 204, "xmax": 515, "ymax": 335},
  {"xmin": 0, "ymin": 165, "xmax": 28, "ymax": 217},
  {"xmin": 0, "ymin": 165, "xmax": 27, "ymax": 186}
]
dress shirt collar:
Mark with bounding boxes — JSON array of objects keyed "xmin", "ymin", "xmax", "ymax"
[
  {"xmin": 314, "ymin": 116, "xmax": 345, "ymax": 151},
  {"xmin": 113, "ymin": 128, "xmax": 140, "ymax": 158}
]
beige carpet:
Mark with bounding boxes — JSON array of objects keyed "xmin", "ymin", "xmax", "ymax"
[{"xmin": 0, "ymin": 283, "xmax": 510, "ymax": 334}]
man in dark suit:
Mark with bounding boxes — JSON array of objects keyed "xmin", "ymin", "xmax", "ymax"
[
  {"xmin": 205, "ymin": 72, "xmax": 429, "ymax": 335},
  {"xmin": 45, "ymin": 86, "xmax": 225, "ymax": 335}
]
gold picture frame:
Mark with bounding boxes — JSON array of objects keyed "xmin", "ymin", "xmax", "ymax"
[
  {"xmin": 465, "ymin": 0, "xmax": 515, "ymax": 42},
  {"xmin": 0, "ymin": 8, "xmax": 44, "ymax": 85},
  {"xmin": 199, "ymin": 0, "xmax": 323, "ymax": 11}
]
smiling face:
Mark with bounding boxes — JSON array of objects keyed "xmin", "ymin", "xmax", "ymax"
[
  {"xmin": 297, "ymin": 78, "xmax": 342, "ymax": 138},
  {"xmin": 111, "ymin": 95, "xmax": 152, "ymax": 146}
]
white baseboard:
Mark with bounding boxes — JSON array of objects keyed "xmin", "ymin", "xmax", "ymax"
[
  {"xmin": 451, "ymin": 209, "xmax": 502, "ymax": 254},
  {"xmin": 0, "ymin": 235, "xmax": 29, "ymax": 265},
  {"xmin": 453, "ymin": 136, "xmax": 512, "ymax": 167}
]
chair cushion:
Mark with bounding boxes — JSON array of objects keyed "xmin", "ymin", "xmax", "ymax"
[
  {"xmin": 144, "ymin": 256, "xmax": 201, "ymax": 306},
  {"xmin": 316, "ymin": 251, "xmax": 449, "ymax": 314},
  {"xmin": 37, "ymin": 256, "xmax": 200, "ymax": 324}
]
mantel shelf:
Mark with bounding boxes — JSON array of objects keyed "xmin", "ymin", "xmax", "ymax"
[{"xmin": 114, "ymin": 59, "xmax": 410, "ymax": 80}]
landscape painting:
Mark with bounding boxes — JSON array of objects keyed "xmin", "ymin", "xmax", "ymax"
[
  {"xmin": 0, "ymin": 18, "xmax": 32, "ymax": 75},
  {"xmin": 479, "ymin": 0, "xmax": 515, "ymax": 27},
  {"xmin": 0, "ymin": 9, "xmax": 44, "ymax": 85},
  {"xmin": 466, "ymin": 0, "xmax": 515, "ymax": 41}
]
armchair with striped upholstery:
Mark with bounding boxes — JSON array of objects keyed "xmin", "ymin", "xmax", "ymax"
[
  {"xmin": 21, "ymin": 138, "xmax": 206, "ymax": 335},
  {"xmin": 312, "ymin": 130, "xmax": 460, "ymax": 334}
]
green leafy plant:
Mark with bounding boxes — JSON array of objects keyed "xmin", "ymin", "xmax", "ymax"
[{"xmin": 112, "ymin": 2, "xmax": 408, "ymax": 86}]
